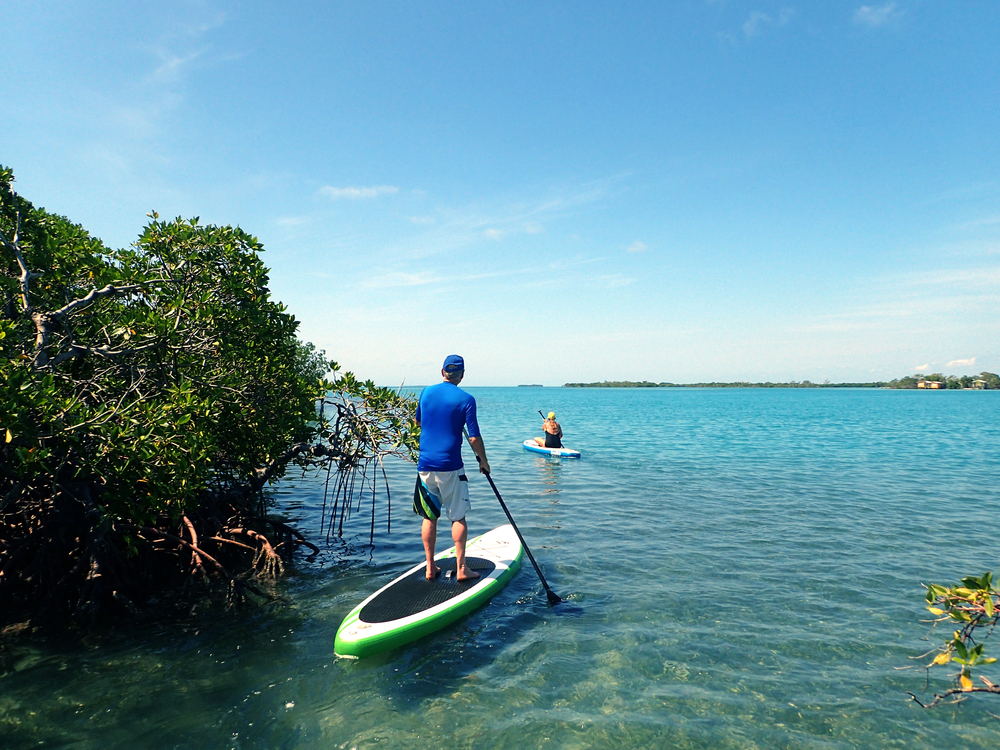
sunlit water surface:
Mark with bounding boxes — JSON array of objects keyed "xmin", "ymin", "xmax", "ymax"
[{"xmin": 4, "ymin": 388, "xmax": 1000, "ymax": 749}]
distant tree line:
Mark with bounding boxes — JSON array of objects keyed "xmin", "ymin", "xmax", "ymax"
[
  {"xmin": 888, "ymin": 372, "xmax": 1000, "ymax": 389},
  {"xmin": 565, "ymin": 374, "xmax": 1000, "ymax": 389}
]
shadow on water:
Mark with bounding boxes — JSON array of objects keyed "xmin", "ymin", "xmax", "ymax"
[{"xmin": 0, "ymin": 603, "xmax": 313, "ymax": 750}]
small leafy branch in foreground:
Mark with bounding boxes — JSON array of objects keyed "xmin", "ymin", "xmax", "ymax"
[
  {"xmin": 909, "ymin": 572, "xmax": 1000, "ymax": 708},
  {"xmin": 315, "ymin": 366, "xmax": 419, "ymax": 542}
]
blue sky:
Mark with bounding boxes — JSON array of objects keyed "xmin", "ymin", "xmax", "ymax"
[{"xmin": 3, "ymin": 1, "xmax": 998, "ymax": 386}]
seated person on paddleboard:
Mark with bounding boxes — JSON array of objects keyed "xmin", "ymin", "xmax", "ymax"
[
  {"xmin": 414, "ymin": 355, "xmax": 491, "ymax": 582},
  {"xmin": 534, "ymin": 411, "xmax": 563, "ymax": 449}
]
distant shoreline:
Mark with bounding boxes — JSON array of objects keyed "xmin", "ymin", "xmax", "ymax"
[
  {"xmin": 563, "ymin": 381, "xmax": 887, "ymax": 388},
  {"xmin": 563, "ymin": 376, "xmax": 999, "ymax": 389}
]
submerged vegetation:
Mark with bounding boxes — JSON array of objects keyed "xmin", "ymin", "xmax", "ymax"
[{"xmin": 0, "ymin": 166, "xmax": 417, "ymax": 634}]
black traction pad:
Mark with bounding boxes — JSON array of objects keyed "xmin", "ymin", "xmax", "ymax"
[{"xmin": 359, "ymin": 556, "xmax": 498, "ymax": 623}]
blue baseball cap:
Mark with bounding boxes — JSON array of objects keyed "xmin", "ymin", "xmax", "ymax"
[{"xmin": 442, "ymin": 354, "xmax": 465, "ymax": 372}]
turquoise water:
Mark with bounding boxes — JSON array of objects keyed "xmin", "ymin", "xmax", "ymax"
[{"xmin": 4, "ymin": 387, "xmax": 1000, "ymax": 749}]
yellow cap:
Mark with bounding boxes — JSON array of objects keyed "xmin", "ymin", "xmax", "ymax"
[{"xmin": 548, "ymin": 412, "xmax": 555, "ymax": 419}]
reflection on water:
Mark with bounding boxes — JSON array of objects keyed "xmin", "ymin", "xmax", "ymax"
[
  {"xmin": 4, "ymin": 388, "xmax": 1000, "ymax": 749},
  {"xmin": 533, "ymin": 455, "xmax": 564, "ymax": 500}
]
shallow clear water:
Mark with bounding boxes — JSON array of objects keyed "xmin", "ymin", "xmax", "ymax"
[{"xmin": 4, "ymin": 388, "xmax": 1000, "ymax": 749}]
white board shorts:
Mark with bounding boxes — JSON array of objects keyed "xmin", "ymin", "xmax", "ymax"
[{"xmin": 418, "ymin": 470, "xmax": 471, "ymax": 522}]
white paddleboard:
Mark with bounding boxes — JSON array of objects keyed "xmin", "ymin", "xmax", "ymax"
[{"xmin": 522, "ymin": 439, "xmax": 582, "ymax": 458}]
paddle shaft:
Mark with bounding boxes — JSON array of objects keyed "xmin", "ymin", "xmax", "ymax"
[{"xmin": 463, "ymin": 428, "xmax": 562, "ymax": 605}]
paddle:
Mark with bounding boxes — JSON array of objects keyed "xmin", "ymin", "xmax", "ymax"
[{"xmin": 463, "ymin": 428, "xmax": 563, "ymax": 606}]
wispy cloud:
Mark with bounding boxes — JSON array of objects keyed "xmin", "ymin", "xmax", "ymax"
[
  {"xmin": 362, "ymin": 271, "xmax": 443, "ymax": 289},
  {"xmin": 361, "ymin": 266, "xmax": 532, "ymax": 290},
  {"xmin": 902, "ymin": 267, "xmax": 1000, "ymax": 289},
  {"xmin": 320, "ymin": 185, "xmax": 400, "ymax": 200},
  {"xmin": 275, "ymin": 215, "xmax": 309, "ymax": 227},
  {"xmin": 149, "ymin": 49, "xmax": 206, "ymax": 85},
  {"xmin": 382, "ymin": 177, "xmax": 620, "ymax": 260},
  {"xmin": 956, "ymin": 214, "xmax": 1000, "ymax": 231},
  {"xmin": 743, "ymin": 8, "xmax": 796, "ymax": 38},
  {"xmin": 144, "ymin": 9, "xmax": 229, "ymax": 86},
  {"xmin": 914, "ymin": 363, "xmax": 931, "ymax": 372},
  {"xmin": 853, "ymin": 3, "xmax": 899, "ymax": 28},
  {"xmin": 595, "ymin": 274, "xmax": 636, "ymax": 289},
  {"xmin": 78, "ymin": 7, "xmax": 234, "ymax": 179},
  {"xmin": 947, "ymin": 357, "xmax": 977, "ymax": 368},
  {"xmin": 626, "ymin": 241, "xmax": 648, "ymax": 254}
]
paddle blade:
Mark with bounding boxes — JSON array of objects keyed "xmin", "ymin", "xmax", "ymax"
[{"xmin": 546, "ymin": 589, "xmax": 563, "ymax": 606}]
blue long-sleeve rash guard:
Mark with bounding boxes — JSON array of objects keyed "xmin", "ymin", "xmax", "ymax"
[{"xmin": 416, "ymin": 382, "xmax": 481, "ymax": 471}]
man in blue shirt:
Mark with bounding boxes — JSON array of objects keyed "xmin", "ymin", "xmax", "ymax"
[{"xmin": 414, "ymin": 355, "xmax": 491, "ymax": 581}]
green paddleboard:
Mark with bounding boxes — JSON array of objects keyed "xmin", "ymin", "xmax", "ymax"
[{"xmin": 334, "ymin": 524, "xmax": 523, "ymax": 658}]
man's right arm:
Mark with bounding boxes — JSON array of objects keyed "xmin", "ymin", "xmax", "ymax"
[{"xmin": 467, "ymin": 435, "xmax": 491, "ymax": 475}]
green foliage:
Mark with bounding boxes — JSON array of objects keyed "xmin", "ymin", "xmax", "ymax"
[
  {"xmin": 316, "ymin": 368, "xmax": 419, "ymax": 539},
  {"xmin": 979, "ymin": 372, "xmax": 1000, "ymax": 388},
  {"xmin": 888, "ymin": 372, "xmax": 1000, "ymax": 389},
  {"xmin": 1, "ymin": 164, "xmax": 414, "ymax": 528},
  {"xmin": 1, "ymin": 168, "xmax": 332, "ymax": 526},
  {"xmin": 324, "ymin": 366, "xmax": 420, "ymax": 464},
  {"xmin": 1, "ymin": 165, "xmax": 420, "ymax": 627},
  {"xmin": 920, "ymin": 571, "xmax": 1000, "ymax": 698}
]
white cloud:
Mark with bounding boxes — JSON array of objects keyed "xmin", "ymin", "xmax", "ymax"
[
  {"xmin": 956, "ymin": 214, "xmax": 1000, "ymax": 231},
  {"xmin": 914, "ymin": 363, "xmax": 931, "ymax": 372},
  {"xmin": 947, "ymin": 357, "xmax": 977, "ymax": 368},
  {"xmin": 743, "ymin": 8, "xmax": 796, "ymax": 38},
  {"xmin": 362, "ymin": 271, "xmax": 442, "ymax": 289},
  {"xmin": 743, "ymin": 12, "xmax": 769, "ymax": 38},
  {"xmin": 361, "ymin": 265, "xmax": 533, "ymax": 291},
  {"xmin": 319, "ymin": 185, "xmax": 399, "ymax": 200},
  {"xmin": 626, "ymin": 241, "xmax": 648, "ymax": 254},
  {"xmin": 853, "ymin": 3, "xmax": 898, "ymax": 28},
  {"xmin": 144, "ymin": 10, "xmax": 229, "ymax": 86},
  {"xmin": 903, "ymin": 267, "xmax": 1000, "ymax": 289},
  {"xmin": 379, "ymin": 177, "xmax": 618, "ymax": 260},
  {"xmin": 595, "ymin": 274, "xmax": 636, "ymax": 289},
  {"xmin": 150, "ymin": 49, "xmax": 206, "ymax": 86}
]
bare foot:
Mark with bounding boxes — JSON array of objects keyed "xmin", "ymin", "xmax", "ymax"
[
  {"xmin": 456, "ymin": 567, "xmax": 480, "ymax": 582},
  {"xmin": 426, "ymin": 564, "xmax": 441, "ymax": 580}
]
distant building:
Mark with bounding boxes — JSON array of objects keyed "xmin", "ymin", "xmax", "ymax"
[
  {"xmin": 917, "ymin": 380, "xmax": 945, "ymax": 389},
  {"xmin": 972, "ymin": 379, "xmax": 988, "ymax": 390}
]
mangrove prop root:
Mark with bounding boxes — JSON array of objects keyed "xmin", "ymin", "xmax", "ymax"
[{"xmin": 228, "ymin": 528, "xmax": 283, "ymax": 577}]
